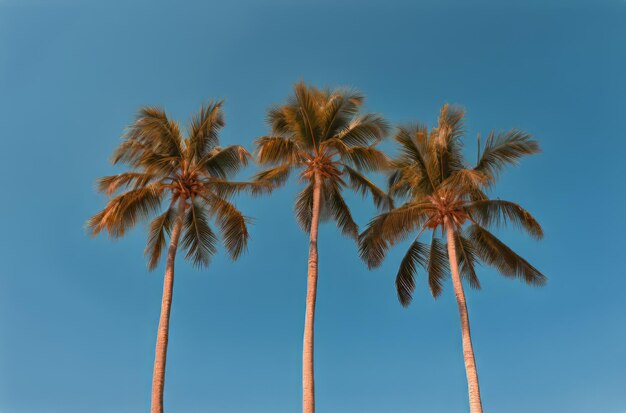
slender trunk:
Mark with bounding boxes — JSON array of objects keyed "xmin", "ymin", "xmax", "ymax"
[
  {"xmin": 445, "ymin": 217, "xmax": 483, "ymax": 413},
  {"xmin": 151, "ymin": 198, "xmax": 187, "ymax": 413},
  {"xmin": 303, "ymin": 171, "xmax": 322, "ymax": 413}
]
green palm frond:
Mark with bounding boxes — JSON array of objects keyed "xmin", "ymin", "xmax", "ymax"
[
  {"xmin": 181, "ymin": 200, "xmax": 218, "ymax": 268},
  {"xmin": 469, "ymin": 224, "xmax": 546, "ymax": 286},
  {"xmin": 466, "ymin": 200, "xmax": 543, "ymax": 239},
  {"xmin": 396, "ymin": 239, "xmax": 429, "ymax": 307}
]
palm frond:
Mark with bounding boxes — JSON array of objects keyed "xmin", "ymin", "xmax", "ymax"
[
  {"xmin": 207, "ymin": 179, "xmax": 274, "ymax": 199},
  {"xmin": 202, "ymin": 193, "xmax": 250, "ymax": 260},
  {"xmin": 428, "ymin": 236, "xmax": 449, "ymax": 298},
  {"xmin": 87, "ymin": 184, "xmax": 164, "ymax": 238},
  {"xmin": 396, "ymin": 240, "xmax": 429, "ymax": 307},
  {"xmin": 294, "ymin": 181, "xmax": 315, "ymax": 232},
  {"xmin": 255, "ymin": 136, "xmax": 303, "ymax": 165},
  {"xmin": 469, "ymin": 224, "xmax": 547, "ymax": 286},
  {"xmin": 324, "ymin": 181, "xmax": 358, "ymax": 240},
  {"xmin": 344, "ymin": 165, "xmax": 393, "ymax": 211},
  {"xmin": 144, "ymin": 206, "xmax": 176, "ymax": 270},
  {"xmin": 189, "ymin": 100, "xmax": 225, "ymax": 159},
  {"xmin": 320, "ymin": 90, "xmax": 364, "ymax": 141},
  {"xmin": 474, "ymin": 130, "xmax": 540, "ymax": 182},
  {"xmin": 199, "ymin": 145, "xmax": 251, "ymax": 179},
  {"xmin": 97, "ymin": 172, "xmax": 159, "ymax": 196},
  {"xmin": 339, "ymin": 146, "xmax": 390, "ymax": 172},
  {"xmin": 466, "ymin": 199, "xmax": 543, "ymax": 239},
  {"xmin": 334, "ymin": 113, "xmax": 389, "ymax": 146},
  {"xmin": 125, "ymin": 107, "xmax": 184, "ymax": 160},
  {"xmin": 254, "ymin": 164, "xmax": 292, "ymax": 188},
  {"xmin": 454, "ymin": 231, "xmax": 481, "ymax": 290},
  {"xmin": 181, "ymin": 200, "xmax": 218, "ymax": 268}
]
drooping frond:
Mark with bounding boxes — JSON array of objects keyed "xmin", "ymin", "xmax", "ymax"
[
  {"xmin": 181, "ymin": 200, "xmax": 218, "ymax": 268},
  {"xmin": 324, "ymin": 181, "xmax": 358, "ymax": 239},
  {"xmin": 145, "ymin": 206, "xmax": 176, "ymax": 270},
  {"xmin": 454, "ymin": 231, "xmax": 481, "ymax": 290},
  {"xmin": 202, "ymin": 193, "xmax": 250, "ymax": 260},
  {"xmin": 372, "ymin": 201, "xmax": 432, "ymax": 244},
  {"xmin": 396, "ymin": 240, "xmax": 429, "ymax": 307},
  {"xmin": 344, "ymin": 165, "xmax": 393, "ymax": 211},
  {"xmin": 87, "ymin": 184, "xmax": 164, "ymax": 238},
  {"xmin": 294, "ymin": 181, "xmax": 315, "ymax": 232},
  {"xmin": 466, "ymin": 199, "xmax": 543, "ymax": 239},
  {"xmin": 428, "ymin": 237, "xmax": 449, "ymax": 298},
  {"xmin": 358, "ymin": 221, "xmax": 390, "ymax": 269},
  {"xmin": 188, "ymin": 100, "xmax": 225, "ymax": 159},
  {"xmin": 469, "ymin": 224, "xmax": 546, "ymax": 286},
  {"xmin": 474, "ymin": 130, "xmax": 540, "ymax": 183}
]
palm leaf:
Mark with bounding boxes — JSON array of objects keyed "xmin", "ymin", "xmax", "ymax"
[
  {"xmin": 396, "ymin": 240, "xmax": 429, "ymax": 307},
  {"xmin": 344, "ymin": 165, "xmax": 393, "ymax": 211},
  {"xmin": 181, "ymin": 200, "xmax": 218, "ymax": 267},
  {"xmin": 428, "ymin": 236, "xmax": 449, "ymax": 298},
  {"xmin": 469, "ymin": 224, "xmax": 546, "ymax": 286},
  {"xmin": 466, "ymin": 199, "xmax": 543, "ymax": 239},
  {"xmin": 474, "ymin": 130, "xmax": 540, "ymax": 182},
  {"xmin": 189, "ymin": 101, "xmax": 225, "ymax": 159},
  {"xmin": 145, "ymin": 206, "xmax": 176, "ymax": 270}
]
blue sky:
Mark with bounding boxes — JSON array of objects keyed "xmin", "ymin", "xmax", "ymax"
[{"xmin": 1, "ymin": 1, "xmax": 625, "ymax": 412}]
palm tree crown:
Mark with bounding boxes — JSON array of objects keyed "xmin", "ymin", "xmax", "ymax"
[
  {"xmin": 88, "ymin": 101, "xmax": 265, "ymax": 267},
  {"xmin": 359, "ymin": 104, "xmax": 546, "ymax": 305},
  {"xmin": 254, "ymin": 81, "xmax": 392, "ymax": 235}
]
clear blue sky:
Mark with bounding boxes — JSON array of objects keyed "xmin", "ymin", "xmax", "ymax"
[{"xmin": 1, "ymin": 1, "xmax": 625, "ymax": 412}]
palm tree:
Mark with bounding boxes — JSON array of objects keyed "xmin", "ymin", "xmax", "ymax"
[
  {"xmin": 87, "ymin": 102, "xmax": 267, "ymax": 413},
  {"xmin": 254, "ymin": 82, "xmax": 390, "ymax": 413},
  {"xmin": 359, "ymin": 104, "xmax": 546, "ymax": 413}
]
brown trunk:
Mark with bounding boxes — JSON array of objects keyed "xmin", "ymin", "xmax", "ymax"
[
  {"xmin": 302, "ymin": 171, "xmax": 322, "ymax": 413},
  {"xmin": 445, "ymin": 217, "xmax": 483, "ymax": 413},
  {"xmin": 151, "ymin": 198, "xmax": 186, "ymax": 413}
]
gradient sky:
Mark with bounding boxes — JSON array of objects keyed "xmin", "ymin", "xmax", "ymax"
[{"xmin": 1, "ymin": 1, "xmax": 625, "ymax": 412}]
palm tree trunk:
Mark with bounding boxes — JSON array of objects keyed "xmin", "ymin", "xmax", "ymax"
[
  {"xmin": 151, "ymin": 198, "xmax": 187, "ymax": 413},
  {"xmin": 303, "ymin": 171, "xmax": 322, "ymax": 413},
  {"xmin": 445, "ymin": 217, "xmax": 483, "ymax": 413}
]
